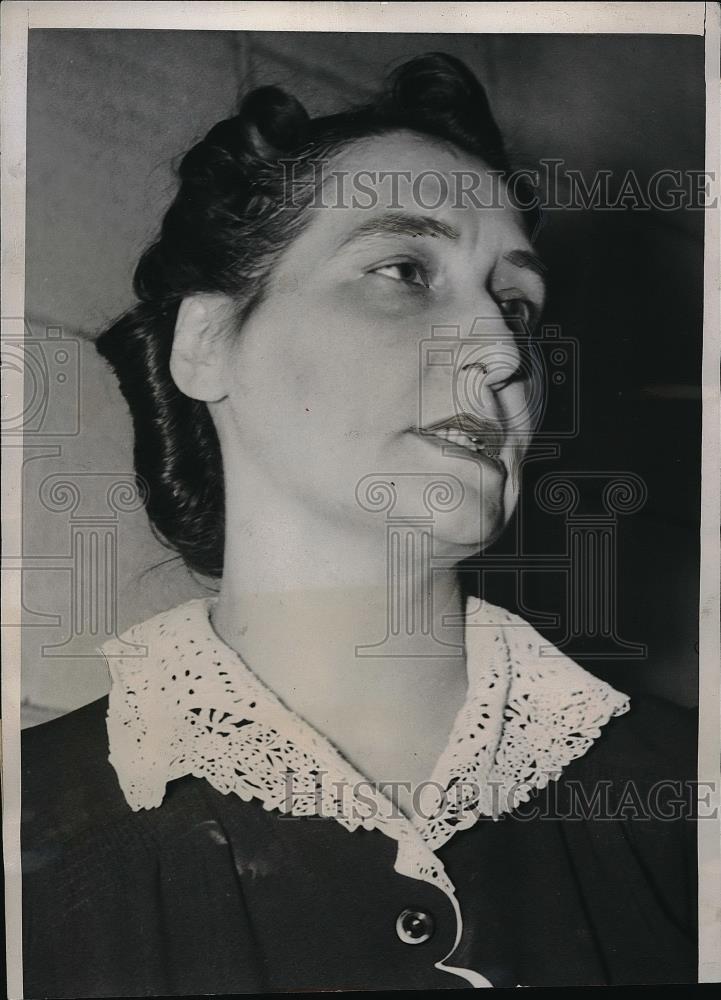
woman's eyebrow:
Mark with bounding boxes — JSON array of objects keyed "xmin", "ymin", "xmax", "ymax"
[
  {"xmin": 503, "ymin": 248, "xmax": 547, "ymax": 280},
  {"xmin": 336, "ymin": 212, "xmax": 460, "ymax": 249}
]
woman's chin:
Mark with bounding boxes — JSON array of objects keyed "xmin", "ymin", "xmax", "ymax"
[{"xmin": 431, "ymin": 503, "xmax": 508, "ymax": 554}]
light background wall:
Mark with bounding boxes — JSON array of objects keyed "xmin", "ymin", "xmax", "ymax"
[{"xmin": 21, "ymin": 29, "xmax": 704, "ymax": 724}]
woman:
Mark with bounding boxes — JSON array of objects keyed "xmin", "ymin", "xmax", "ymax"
[{"xmin": 22, "ymin": 53, "xmax": 697, "ymax": 994}]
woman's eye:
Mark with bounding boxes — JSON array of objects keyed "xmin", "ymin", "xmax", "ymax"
[
  {"xmin": 371, "ymin": 261, "xmax": 429, "ymax": 288},
  {"xmin": 498, "ymin": 298, "xmax": 534, "ymax": 333}
]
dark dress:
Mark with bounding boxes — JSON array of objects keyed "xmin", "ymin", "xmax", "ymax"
[{"xmin": 21, "ymin": 693, "xmax": 697, "ymax": 996}]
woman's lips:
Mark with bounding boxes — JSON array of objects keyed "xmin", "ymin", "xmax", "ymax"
[
  {"xmin": 414, "ymin": 416, "xmax": 507, "ymax": 475},
  {"xmin": 423, "ymin": 412, "xmax": 503, "ymax": 446}
]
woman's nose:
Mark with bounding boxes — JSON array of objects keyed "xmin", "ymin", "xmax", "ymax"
[
  {"xmin": 452, "ymin": 312, "xmax": 524, "ymax": 424},
  {"xmin": 420, "ymin": 290, "xmax": 527, "ymax": 432}
]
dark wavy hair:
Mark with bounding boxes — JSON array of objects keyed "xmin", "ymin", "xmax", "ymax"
[{"xmin": 95, "ymin": 52, "xmax": 536, "ymax": 579}]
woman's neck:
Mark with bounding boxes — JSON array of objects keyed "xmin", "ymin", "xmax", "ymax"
[{"xmin": 210, "ymin": 506, "xmax": 470, "ymax": 803}]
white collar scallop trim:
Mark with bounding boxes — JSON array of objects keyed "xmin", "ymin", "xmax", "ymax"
[{"xmin": 102, "ymin": 595, "xmax": 629, "ymax": 878}]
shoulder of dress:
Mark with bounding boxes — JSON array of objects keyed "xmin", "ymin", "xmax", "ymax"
[
  {"xmin": 490, "ymin": 607, "xmax": 697, "ymax": 781},
  {"xmin": 21, "ymin": 697, "xmax": 123, "ymax": 839},
  {"xmin": 469, "ymin": 599, "xmax": 631, "ymax": 722},
  {"xmin": 22, "ymin": 695, "xmax": 111, "ymax": 783},
  {"xmin": 21, "ymin": 695, "xmax": 215, "ymax": 846},
  {"xmin": 562, "ymin": 693, "xmax": 698, "ymax": 785}
]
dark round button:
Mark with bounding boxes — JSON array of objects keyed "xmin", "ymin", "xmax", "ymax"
[{"xmin": 395, "ymin": 908, "xmax": 434, "ymax": 945}]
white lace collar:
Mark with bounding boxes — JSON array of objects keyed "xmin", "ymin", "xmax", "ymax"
[
  {"xmin": 101, "ymin": 595, "xmax": 630, "ymax": 988},
  {"xmin": 102, "ymin": 595, "xmax": 629, "ymax": 867}
]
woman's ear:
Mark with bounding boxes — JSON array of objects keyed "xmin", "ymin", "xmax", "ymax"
[{"xmin": 169, "ymin": 294, "xmax": 235, "ymax": 402}]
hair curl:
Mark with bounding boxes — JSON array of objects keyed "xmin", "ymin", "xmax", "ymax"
[{"xmin": 95, "ymin": 52, "xmax": 535, "ymax": 579}]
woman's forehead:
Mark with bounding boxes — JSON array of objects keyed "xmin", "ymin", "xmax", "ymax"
[
  {"xmin": 298, "ymin": 130, "xmax": 529, "ymax": 249},
  {"xmin": 327, "ymin": 129, "xmax": 483, "ymax": 176}
]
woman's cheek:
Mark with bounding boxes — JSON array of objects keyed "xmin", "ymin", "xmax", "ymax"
[
  {"xmin": 332, "ymin": 274, "xmax": 431, "ymax": 323},
  {"xmin": 500, "ymin": 382, "xmax": 533, "ymax": 433}
]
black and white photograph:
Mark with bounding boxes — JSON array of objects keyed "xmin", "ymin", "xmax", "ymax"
[{"xmin": 2, "ymin": 2, "xmax": 720, "ymax": 995}]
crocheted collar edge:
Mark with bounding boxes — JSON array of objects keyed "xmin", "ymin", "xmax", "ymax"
[{"xmin": 101, "ymin": 595, "xmax": 630, "ymax": 833}]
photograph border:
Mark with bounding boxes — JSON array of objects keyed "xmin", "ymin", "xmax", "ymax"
[{"xmin": 2, "ymin": 3, "xmax": 719, "ymax": 996}]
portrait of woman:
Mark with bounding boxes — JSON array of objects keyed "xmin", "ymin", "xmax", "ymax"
[{"xmin": 16, "ymin": 15, "xmax": 705, "ymax": 997}]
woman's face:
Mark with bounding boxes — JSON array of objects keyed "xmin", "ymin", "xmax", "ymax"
[{"xmin": 212, "ymin": 131, "xmax": 545, "ymax": 554}]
